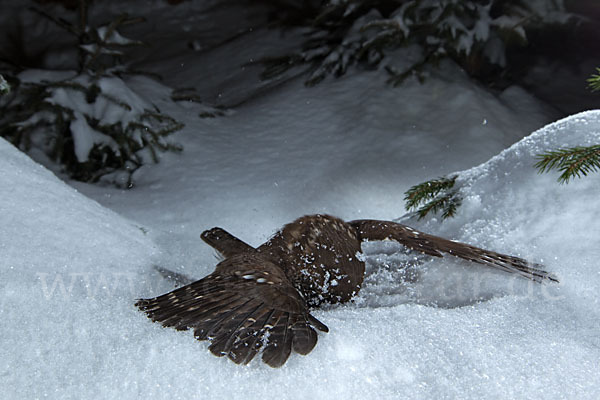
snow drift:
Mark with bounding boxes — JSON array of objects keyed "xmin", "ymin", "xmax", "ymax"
[{"xmin": 1, "ymin": 111, "xmax": 599, "ymax": 399}]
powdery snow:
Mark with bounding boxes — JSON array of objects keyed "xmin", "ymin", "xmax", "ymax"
[
  {"xmin": 3, "ymin": 105, "xmax": 600, "ymax": 398},
  {"xmin": 0, "ymin": 138, "xmax": 161, "ymax": 398},
  {"xmin": 1, "ymin": 1, "xmax": 599, "ymax": 399}
]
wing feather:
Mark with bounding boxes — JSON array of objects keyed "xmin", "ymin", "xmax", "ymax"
[
  {"xmin": 136, "ymin": 253, "xmax": 328, "ymax": 367},
  {"xmin": 350, "ymin": 219, "xmax": 558, "ymax": 283},
  {"xmin": 261, "ymin": 311, "xmax": 293, "ymax": 368}
]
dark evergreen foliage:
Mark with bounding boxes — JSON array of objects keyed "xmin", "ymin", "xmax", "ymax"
[
  {"xmin": 534, "ymin": 66, "xmax": 600, "ymax": 183},
  {"xmin": 0, "ymin": 0, "xmax": 183, "ymax": 187},
  {"xmin": 404, "ymin": 175, "xmax": 462, "ymax": 220},
  {"xmin": 535, "ymin": 145, "xmax": 600, "ymax": 183},
  {"xmin": 588, "ymin": 67, "xmax": 600, "ymax": 92},
  {"xmin": 257, "ymin": 0, "xmax": 573, "ymax": 87}
]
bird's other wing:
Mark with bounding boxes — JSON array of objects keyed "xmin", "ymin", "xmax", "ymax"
[
  {"xmin": 135, "ymin": 253, "xmax": 328, "ymax": 368},
  {"xmin": 154, "ymin": 265, "xmax": 195, "ymax": 287},
  {"xmin": 349, "ymin": 219, "xmax": 558, "ymax": 283}
]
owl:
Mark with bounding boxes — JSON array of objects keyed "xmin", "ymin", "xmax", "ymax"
[{"xmin": 136, "ymin": 214, "xmax": 557, "ymax": 367}]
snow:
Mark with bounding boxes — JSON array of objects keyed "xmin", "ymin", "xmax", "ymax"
[
  {"xmin": 1, "ymin": 1, "xmax": 599, "ymax": 399},
  {"xmin": 0, "ymin": 138, "xmax": 160, "ymax": 399},
  {"xmin": 3, "ymin": 103, "xmax": 600, "ymax": 400},
  {"xmin": 17, "ymin": 69, "xmax": 179, "ymax": 163},
  {"xmin": 70, "ymin": 111, "xmax": 120, "ymax": 162},
  {"xmin": 0, "ymin": 74, "xmax": 9, "ymax": 94},
  {"xmin": 96, "ymin": 26, "xmax": 141, "ymax": 46}
]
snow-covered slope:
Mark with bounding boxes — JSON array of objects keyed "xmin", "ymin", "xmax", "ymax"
[
  {"xmin": 2, "ymin": 111, "xmax": 599, "ymax": 399},
  {"xmin": 71, "ymin": 64, "xmax": 557, "ymax": 277},
  {"xmin": 1, "ymin": 1, "xmax": 598, "ymax": 398},
  {"xmin": 0, "ymin": 138, "xmax": 160, "ymax": 398}
]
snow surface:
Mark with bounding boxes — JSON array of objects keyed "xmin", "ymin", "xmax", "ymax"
[
  {"xmin": 0, "ymin": 74, "xmax": 9, "ymax": 94},
  {"xmin": 3, "ymin": 110, "xmax": 600, "ymax": 399},
  {"xmin": 2, "ymin": 1, "xmax": 600, "ymax": 399}
]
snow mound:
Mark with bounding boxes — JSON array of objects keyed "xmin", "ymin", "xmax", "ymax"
[
  {"xmin": 403, "ymin": 110, "xmax": 600, "ymax": 286},
  {"xmin": 0, "ymin": 138, "xmax": 159, "ymax": 398},
  {"xmin": 358, "ymin": 110, "xmax": 600, "ymax": 310},
  {"xmin": 0, "ymin": 138, "xmax": 157, "ymax": 274},
  {"xmin": 329, "ymin": 112, "xmax": 600, "ymax": 399},
  {"xmin": 2, "ymin": 112, "xmax": 600, "ymax": 399}
]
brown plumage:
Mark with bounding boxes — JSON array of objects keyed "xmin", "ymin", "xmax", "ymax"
[{"xmin": 136, "ymin": 214, "xmax": 557, "ymax": 368}]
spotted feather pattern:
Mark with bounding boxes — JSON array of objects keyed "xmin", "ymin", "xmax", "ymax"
[
  {"xmin": 136, "ymin": 214, "xmax": 557, "ymax": 368},
  {"xmin": 136, "ymin": 253, "xmax": 327, "ymax": 368}
]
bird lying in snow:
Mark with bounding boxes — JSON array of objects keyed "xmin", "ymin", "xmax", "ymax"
[{"xmin": 136, "ymin": 214, "xmax": 557, "ymax": 368}]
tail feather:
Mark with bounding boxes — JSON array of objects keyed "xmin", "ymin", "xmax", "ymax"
[
  {"xmin": 291, "ymin": 316, "xmax": 318, "ymax": 355},
  {"xmin": 226, "ymin": 307, "xmax": 276, "ymax": 365},
  {"xmin": 307, "ymin": 314, "xmax": 329, "ymax": 332},
  {"xmin": 207, "ymin": 301, "xmax": 263, "ymax": 356},
  {"xmin": 262, "ymin": 311, "xmax": 293, "ymax": 368},
  {"xmin": 190, "ymin": 298, "xmax": 257, "ymax": 340}
]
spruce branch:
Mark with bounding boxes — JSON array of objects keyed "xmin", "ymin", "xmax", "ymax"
[
  {"xmin": 82, "ymin": 13, "xmax": 145, "ymax": 72},
  {"xmin": 29, "ymin": 6, "xmax": 82, "ymax": 37},
  {"xmin": 414, "ymin": 191, "xmax": 462, "ymax": 220},
  {"xmin": 1, "ymin": 3, "xmax": 184, "ymax": 188},
  {"xmin": 404, "ymin": 175, "xmax": 458, "ymax": 208},
  {"xmin": 404, "ymin": 175, "xmax": 462, "ymax": 220},
  {"xmin": 535, "ymin": 145, "xmax": 600, "ymax": 183},
  {"xmin": 385, "ymin": 51, "xmax": 440, "ymax": 86},
  {"xmin": 587, "ymin": 67, "xmax": 600, "ymax": 92},
  {"xmin": 254, "ymin": 55, "xmax": 303, "ymax": 81},
  {"xmin": 258, "ymin": 0, "xmax": 570, "ymax": 87}
]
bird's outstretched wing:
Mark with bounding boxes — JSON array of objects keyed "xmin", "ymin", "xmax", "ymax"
[
  {"xmin": 349, "ymin": 219, "xmax": 558, "ymax": 283},
  {"xmin": 136, "ymin": 253, "xmax": 328, "ymax": 368}
]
